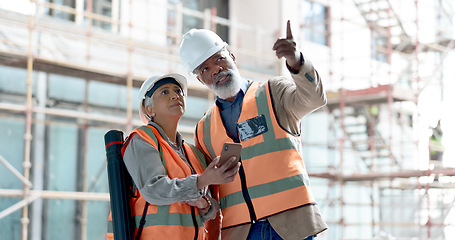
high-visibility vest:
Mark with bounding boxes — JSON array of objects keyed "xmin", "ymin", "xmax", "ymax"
[
  {"xmin": 196, "ymin": 81, "xmax": 316, "ymax": 229},
  {"xmin": 107, "ymin": 125, "xmax": 207, "ymax": 240}
]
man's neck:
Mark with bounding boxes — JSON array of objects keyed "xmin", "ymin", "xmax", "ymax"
[{"xmin": 223, "ymin": 95, "xmax": 236, "ymax": 102}]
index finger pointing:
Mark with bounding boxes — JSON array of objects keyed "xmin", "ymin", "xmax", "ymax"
[{"xmin": 286, "ymin": 20, "xmax": 293, "ymax": 39}]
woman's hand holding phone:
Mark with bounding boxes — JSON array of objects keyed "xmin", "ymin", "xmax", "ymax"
[
  {"xmin": 197, "ymin": 155, "xmax": 240, "ymax": 190},
  {"xmin": 218, "ymin": 143, "xmax": 242, "ymax": 170}
]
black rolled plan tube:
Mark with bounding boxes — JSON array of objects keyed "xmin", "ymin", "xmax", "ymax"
[{"xmin": 104, "ymin": 130, "xmax": 133, "ymax": 240}]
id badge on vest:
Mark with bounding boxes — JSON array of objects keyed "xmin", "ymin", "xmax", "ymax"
[{"xmin": 237, "ymin": 114, "xmax": 268, "ymax": 142}]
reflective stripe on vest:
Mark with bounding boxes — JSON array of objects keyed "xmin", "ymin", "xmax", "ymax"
[
  {"xmin": 196, "ymin": 81, "xmax": 316, "ymax": 228},
  {"xmin": 107, "ymin": 125, "xmax": 206, "ymax": 239},
  {"xmin": 107, "ymin": 191, "xmax": 204, "ymax": 239}
]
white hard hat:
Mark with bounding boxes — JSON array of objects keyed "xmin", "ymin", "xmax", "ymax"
[
  {"xmin": 180, "ymin": 29, "xmax": 228, "ymax": 73},
  {"xmin": 138, "ymin": 73, "xmax": 187, "ymax": 124}
]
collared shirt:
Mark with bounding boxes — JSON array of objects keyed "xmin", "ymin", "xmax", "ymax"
[{"xmin": 215, "ymin": 80, "xmax": 249, "ymax": 141}]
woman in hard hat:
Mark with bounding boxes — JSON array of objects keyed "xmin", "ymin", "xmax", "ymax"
[{"xmin": 107, "ymin": 73, "xmax": 240, "ymax": 240}]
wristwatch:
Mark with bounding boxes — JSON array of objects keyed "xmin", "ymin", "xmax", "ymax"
[{"xmin": 287, "ymin": 52, "xmax": 304, "ymax": 74}]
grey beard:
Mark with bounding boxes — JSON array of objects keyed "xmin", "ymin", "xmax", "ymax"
[{"xmin": 209, "ymin": 70, "xmax": 243, "ymax": 99}]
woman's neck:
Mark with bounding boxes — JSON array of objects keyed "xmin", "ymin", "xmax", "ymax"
[{"xmin": 153, "ymin": 118, "xmax": 179, "ymax": 143}]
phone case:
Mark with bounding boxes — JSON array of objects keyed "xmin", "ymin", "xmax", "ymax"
[{"xmin": 219, "ymin": 143, "xmax": 242, "ymax": 169}]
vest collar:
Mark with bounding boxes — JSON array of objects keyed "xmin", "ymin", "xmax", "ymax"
[{"xmin": 147, "ymin": 122, "xmax": 184, "ymax": 148}]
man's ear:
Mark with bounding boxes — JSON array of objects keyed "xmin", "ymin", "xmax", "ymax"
[
  {"xmin": 196, "ymin": 76, "xmax": 204, "ymax": 84},
  {"xmin": 230, "ymin": 52, "xmax": 236, "ymax": 63}
]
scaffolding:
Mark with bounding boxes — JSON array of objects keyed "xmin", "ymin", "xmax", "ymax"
[
  {"xmin": 312, "ymin": 0, "xmax": 455, "ymax": 239},
  {"xmin": 0, "ymin": 0, "xmax": 454, "ymax": 239}
]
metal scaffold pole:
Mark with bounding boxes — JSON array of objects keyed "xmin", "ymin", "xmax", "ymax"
[
  {"xmin": 79, "ymin": 1, "xmax": 92, "ymax": 239},
  {"xmin": 338, "ymin": 0, "xmax": 346, "ymax": 237},
  {"xmin": 21, "ymin": 1, "xmax": 36, "ymax": 239},
  {"xmin": 126, "ymin": 0, "xmax": 134, "ymax": 133}
]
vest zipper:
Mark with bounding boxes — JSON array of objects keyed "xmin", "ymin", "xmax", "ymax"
[
  {"xmin": 238, "ymin": 162, "xmax": 257, "ymax": 223},
  {"xmin": 190, "ymin": 206, "xmax": 198, "ymax": 240}
]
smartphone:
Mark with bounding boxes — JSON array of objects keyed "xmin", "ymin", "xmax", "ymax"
[{"xmin": 218, "ymin": 143, "xmax": 242, "ymax": 170}]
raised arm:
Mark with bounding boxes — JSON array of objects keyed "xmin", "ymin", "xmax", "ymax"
[{"xmin": 270, "ymin": 20, "xmax": 327, "ymax": 133}]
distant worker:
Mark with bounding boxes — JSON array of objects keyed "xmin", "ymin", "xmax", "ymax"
[
  {"xmin": 106, "ymin": 73, "xmax": 240, "ymax": 240},
  {"xmin": 179, "ymin": 20, "xmax": 328, "ymax": 240},
  {"xmin": 429, "ymin": 120, "xmax": 444, "ymax": 161},
  {"xmin": 366, "ymin": 105, "xmax": 379, "ymax": 150}
]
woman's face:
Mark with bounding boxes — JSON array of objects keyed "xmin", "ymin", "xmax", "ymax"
[{"xmin": 148, "ymin": 83, "xmax": 185, "ymax": 121}]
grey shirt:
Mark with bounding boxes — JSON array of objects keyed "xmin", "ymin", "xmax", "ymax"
[{"xmin": 123, "ymin": 122, "xmax": 219, "ymax": 222}]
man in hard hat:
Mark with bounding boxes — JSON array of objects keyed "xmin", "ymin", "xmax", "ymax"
[{"xmin": 179, "ymin": 20, "xmax": 328, "ymax": 240}]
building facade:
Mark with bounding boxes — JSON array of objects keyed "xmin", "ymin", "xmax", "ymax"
[{"xmin": 0, "ymin": 0, "xmax": 454, "ymax": 239}]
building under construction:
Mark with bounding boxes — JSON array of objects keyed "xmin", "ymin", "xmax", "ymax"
[{"xmin": 0, "ymin": 0, "xmax": 454, "ymax": 239}]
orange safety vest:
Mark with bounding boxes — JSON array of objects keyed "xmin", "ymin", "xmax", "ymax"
[
  {"xmin": 107, "ymin": 125, "xmax": 207, "ymax": 240},
  {"xmin": 196, "ymin": 81, "xmax": 316, "ymax": 229}
]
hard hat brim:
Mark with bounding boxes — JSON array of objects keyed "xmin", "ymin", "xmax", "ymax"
[
  {"xmin": 141, "ymin": 73, "xmax": 188, "ymax": 100},
  {"xmin": 189, "ymin": 43, "xmax": 227, "ymax": 73}
]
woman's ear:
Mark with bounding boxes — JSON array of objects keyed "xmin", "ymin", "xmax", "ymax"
[{"xmin": 145, "ymin": 105, "xmax": 154, "ymax": 117}]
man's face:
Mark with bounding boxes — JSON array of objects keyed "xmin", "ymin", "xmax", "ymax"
[{"xmin": 195, "ymin": 50, "xmax": 243, "ymax": 100}]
